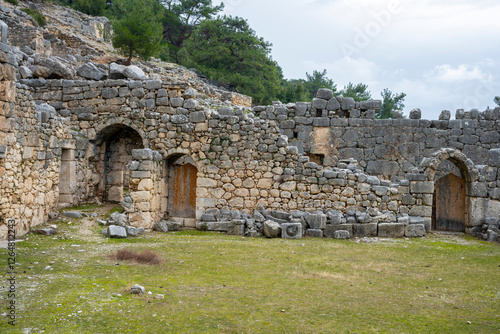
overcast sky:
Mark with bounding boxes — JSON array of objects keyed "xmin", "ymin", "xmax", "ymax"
[{"xmin": 213, "ymin": 0, "xmax": 500, "ymax": 120}]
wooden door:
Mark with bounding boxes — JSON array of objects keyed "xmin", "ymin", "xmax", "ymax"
[
  {"xmin": 169, "ymin": 164, "xmax": 197, "ymax": 218},
  {"xmin": 433, "ymin": 174, "xmax": 466, "ymax": 232}
]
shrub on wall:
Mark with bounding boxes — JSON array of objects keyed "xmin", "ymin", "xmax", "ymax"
[
  {"xmin": 20, "ymin": 8, "xmax": 47, "ymax": 27},
  {"xmin": 5, "ymin": 0, "xmax": 18, "ymax": 5}
]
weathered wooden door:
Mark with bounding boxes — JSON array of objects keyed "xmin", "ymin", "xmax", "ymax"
[
  {"xmin": 169, "ymin": 164, "xmax": 197, "ymax": 218},
  {"xmin": 433, "ymin": 174, "xmax": 466, "ymax": 232}
]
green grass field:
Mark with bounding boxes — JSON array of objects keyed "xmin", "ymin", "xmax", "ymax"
[{"xmin": 1, "ymin": 208, "xmax": 499, "ymax": 333}]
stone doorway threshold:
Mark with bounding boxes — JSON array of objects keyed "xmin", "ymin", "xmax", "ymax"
[
  {"xmin": 168, "ymin": 217, "xmax": 197, "ymax": 228},
  {"xmin": 431, "ymin": 231, "xmax": 465, "ymax": 236}
]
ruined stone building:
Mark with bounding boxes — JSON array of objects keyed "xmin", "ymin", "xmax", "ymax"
[{"xmin": 0, "ymin": 2, "xmax": 499, "ymax": 241}]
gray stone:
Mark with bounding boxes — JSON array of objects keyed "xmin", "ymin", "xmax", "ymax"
[
  {"xmin": 263, "ymin": 220, "xmax": 281, "ymax": 238},
  {"xmin": 33, "ymin": 228, "xmax": 56, "ymax": 236},
  {"xmin": 311, "ymin": 98, "xmax": 327, "ymax": 110},
  {"xmin": 410, "ymin": 181, "xmax": 434, "ymax": 194},
  {"xmin": 439, "ymin": 110, "xmax": 451, "ymax": 120},
  {"xmin": 38, "ymin": 57, "xmax": 74, "ymax": 79},
  {"xmin": 366, "ymin": 161, "xmax": 399, "ymax": 176},
  {"xmin": 107, "ymin": 225, "xmax": 127, "ymax": 238},
  {"xmin": 132, "ymin": 149, "xmax": 153, "ymax": 160},
  {"xmin": 306, "ymin": 213, "xmax": 327, "ymax": 229},
  {"xmin": 76, "ymin": 62, "xmax": 107, "ymax": 80},
  {"xmin": 109, "ymin": 212, "xmax": 128, "ymax": 227},
  {"xmin": 227, "ymin": 219, "xmax": 245, "ymax": 236},
  {"xmin": 342, "ymin": 97, "xmax": 355, "ymax": 110},
  {"xmin": 333, "ymin": 230, "xmax": 350, "ymax": 240},
  {"xmin": 305, "ymin": 229, "xmax": 322, "ymax": 238},
  {"xmin": 130, "ymin": 284, "xmax": 145, "ymax": 295},
  {"xmin": 126, "ymin": 226, "xmax": 138, "ymax": 237},
  {"xmin": 488, "ymin": 149, "xmax": 500, "ymax": 167},
  {"xmin": 353, "ymin": 223, "xmax": 378, "ymax": 238},
  {"xmin": 166, "ymin": 221, "xmax": 182, "ymax": 231},
  {"xmin": 282, "ymin": 223, "xmax": 303, "ymax": 239},
  {"xmin": 123, "ymin": 65, "xmax": 146, "ymax": 80},
  {"xmin": 19, "ymin": 66, "xmax": 33, "ymax": 79},
  {"xmin": 378, "ymin": 223, "xmax": 405, "ymax": 238},
  {"xmin": 410, "ymin": 108, "xmax": 422, "ymax": 119},
  {"xmin": 324, "ymin": 224, "xmax": 353, "ymax": 238},
  {"xmin": 189, "ymin": 111, "xmax": 206, "ymax": 123},
  {"xmin": 326, "ymin": 210, "xmax": 343, "ymax": 224},
  {"xmin": 62, "ymin": 211, "xmax": 83, "ymax": 218},
  {"xmin": 405, "ymin": 224, "xmax": 426, "ymax": 237},
  {"xmin": 153, "ymin": 221, "xmax": 169, "ymax": 233},
  {"xmin": 316, "ymin": 88, "xmax": 334, "ymax": 100},
  {"xmin": 205, "ymin": 221, "xmax": 229, "ymax": 232},
  {"xmin": 326, "ymin": 98, "xmax": 340, "ymax": 111}
]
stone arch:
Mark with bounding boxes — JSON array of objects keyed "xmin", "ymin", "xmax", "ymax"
[
  {"xmin": 162, "ymin": 152, "xmax": 199, "ymax": 227},
  {"xmin": 421, "ymin": 148, "xmax": 478, "ymax": 232},
  {"xmin": 93, "ymin": 123, "xmax": 145, "ymax": 203}
]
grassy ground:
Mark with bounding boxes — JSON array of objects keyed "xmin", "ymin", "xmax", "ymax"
[{"xmin": 1, "ymin": 205, "xmax": 499, "ymax": 333}]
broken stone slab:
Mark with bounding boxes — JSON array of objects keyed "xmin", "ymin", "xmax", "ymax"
[
  {"xmin": 305, "ymin": 229, "xmax": 323, "ymax": 238},
  {"xmin": 166, "ymin": 221, "xmax": 182, "ymax": 232},
  {"xmin": 281, "ymin": 223, "xmax": 303, "ymax": 239},
  {"xmin": 353, "ymin": 223, "xmax": 378, "ymax": 238},
  {"xmin": 123, "ymin": 65, "xmax": 146, "ymax": 80},
  {"xmin": 107, "ymin": 225, "xmax": 127, "ymax": 238},
  {"xmin": 324, "ymin": 224, "xmax": 353, "ymax": 238},
  {"xmin": 378, "ymin": 223, "xmax": 405, "ymax": 238},
  {"xmin": 109, "ymin": 212, "xmax": 128, "ymax": 227},
  {"xmin": 405, "ymin": 224, "xmax": 426, "ymax": 237},
  {"xmin": 62, "ymin": 211, "xmax": 83, "ymax": 218},
  {"xmin": 33, "ymin": 228, "xmax": 56, "ymax": 236},
  {"xmin": 306, "ymin": 213, "xmax": 327, "ymax": 229},
  {"xmin": 76, "ymin": 62, "xmax": 107, "ymax": 80},
  {"xmin": 38, "ymin": 57, "xmax": 74, "ymax": 79},
  {"xmin": 153, "ymin": 221, "xmax": 169, "ymax": 233},
  {"xmin": 130, "ymin": 284, "xmax": 145, "ymax": 295},
  {"xmin": 263, "ymin": 220, "xmax": 281, "ymax": 238},
  {"xmin": 409, "ymin": 216, "xmax": 425, "ymax": 225},
  {"xmin": 109, "ymin": 62, "xmax": 126, "ymax": 79},
  {"xmin": 227, "ymin": 220, "xmax": 245, "ymax": 236},
  {"xmin": 334, "ymin": 230, "xmax": 351, "ymax": 240}
]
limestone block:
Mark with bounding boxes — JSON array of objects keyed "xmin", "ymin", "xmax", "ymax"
[
  {"xmin": 153, "ymin": 220, "xmax": 169, "ymax": 233},
  {"xmin": 282, "ymin": 223, "xmax": 303, "ymax": 239},
  {"xmin": 323, "ymin": 224, "xmax": 353, "ymax": 238},
  {"xmin": 263, "ymin": 220, "xmax": 281, "ymax": 238},
  {"xmin": 353, "ymin": 223, "xmax": 378, "ymax": 238},
  {"xmin": 280, "ymin": 181, "xmax": 296, "ymax": 191},
  {"xmin": 409, "ymin": 206, "xmax": 432, "ymax": 217},
  {"xmin": 305, "ymin": 228, "xmax": 322, "ymax": 238},
  {"xmin": 108, "ymin": 186, "xmax": 123, "ymax": 203},
  {"xmin": 488, "ymin": 149, "xmax": 500, "ymax": 167},
  {"xmin": 227, "ymin": 219, "xmax": 245, "ymax": 236},
  {"xmin": 138, "ymin": 179, "xmax": 154, "ymax": 191},
  {"xmin": 129, "ymin": 212, "xmax": 153, "ymax": 228},
  {"xmin": 410, "ymin": 108, "xmax": 421, "ymax": 119},
  {"xmin": 311, "ymin": 98, "xmax": 327, "ymax": 110},
  {"xmin": 378, "ymin": 223, "xmax": 405, "ymax": 238},
  {"xmin": 257, "ymin": 178, "xmax": 273, "ymax": 189},
  {"xmin": 306, "ymin": 213, "xmax": 327, "ymax": 229},
  {"xmin": 198, "ymin": 178, "xmax": 217, "ymax": 188},
  {"xmin": 316, "ymin": 88, "xmax": 334, "ymax": 100},
  {"xmin": 410, "ymin": 181, "xmax": 434, "ymax": 194},
  {"xmin": 130, "ymin": 191, "xmax": 152, "ymax": 202},
  {"xmin": 132, "ymin": 149, "xmax": 153, "ymax": 160},
  {"xmin": 405, "ymin": 224, "xmax": 426, "ymax": 237},
  {"xmin": 107, "ymin": 225, "xmax": 127, "ymax": 238},
  {"xmin": 334, "ymin": 230, "xmax": 351, "ymax": 240}
]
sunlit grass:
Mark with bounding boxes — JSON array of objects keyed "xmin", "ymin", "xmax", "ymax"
[{"xmin": 1, "ymin": 224, "xmax": 499, "ymax": 333}]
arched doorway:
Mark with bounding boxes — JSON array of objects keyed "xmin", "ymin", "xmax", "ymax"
[
  {"xmin": 94, "ymin": 124, "xmax": 144, "ymax": 203},
  {"xmin": 422, "ymin": 149, "xmax": 477, "ymax": 233},
  {"xmin": 432, "ymin": 160, "xmax": 466, "ymax": 232},
  {"xmin": 163, "ymin": 155, "xmax": 198, "ymax": 226}
]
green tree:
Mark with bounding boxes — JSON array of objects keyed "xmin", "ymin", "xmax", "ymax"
[
  {"xmin": 72, "ymin": 0, "xmax": 106, "ymax": 16},
  {"xmin": 494, "ymin": 96, "xmax": 500, "ymax": 107},
  {"xmin": 377, "ymin": 88, "xmax": 406, "ymax": 119},
  {"xmin": 183, "ymin": 15, "xmax": 283, "ymax": 105},
  {"xmin": 304, "ymin": 69, "xmax": 336, "ymax": 98},
  {"xmin": 339, "ymin": 82, "xmax": 371, "ymax": 102},
  {"xmin": 158, "ymin": 0, "xmax": 224, "ymax": 57},
  {"xmin": 111, "ymin": 0, "xmax": 164, "ymax": 65},
  {"xmin": 278, "ymin": 79, "xmax": 309, "ymax": 103}
]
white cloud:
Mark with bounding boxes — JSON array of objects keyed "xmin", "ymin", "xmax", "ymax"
[{"xmin": 425, "ymin": 64, "xmax": 491, "ymax": 83}]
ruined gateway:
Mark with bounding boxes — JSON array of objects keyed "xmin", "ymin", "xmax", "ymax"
[{"xmin": 0, "ymin": 2, "xmax": 499, "ymax": 241}]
